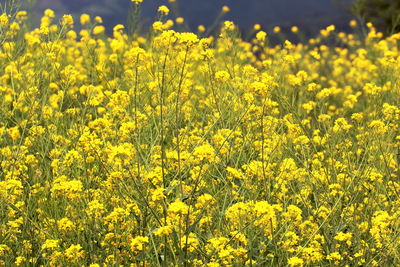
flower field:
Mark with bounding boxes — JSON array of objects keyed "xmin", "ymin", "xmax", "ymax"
[{"xmin": 0, "ymin": 2, "xmax": 400, "ymax": 266}]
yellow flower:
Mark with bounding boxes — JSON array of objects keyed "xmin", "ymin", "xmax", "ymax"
[
  {"xmin": 65, "ymin": 244, "xmax": 84, "ymax": 261},
  {"xmin": 223, "ymin": 20, "xmax": 235, "ymax": 31},
  {"xmin": 350, "ymin": 19, "xmax": 357, "ymax": 27},
  {"xmin": 61, "ymin": 14, "xmax": 74, "ymax": 27},
  {"xmin": 363, "ymin": 83, "xmax": 382, "ymax": 95},
  {"xmin": 93, "ymin": 25, "xmax": 105, "ymax": 35},
  {"xmin": 198, "ymin": 25, "xmax": 206, "ymax": 32},
  {"xmin": 368, "ymin": 120, "xmax": 387, "ymax": 134},
  {"xmin": 152, "ymin": 21, "xmax": 164, "ymax": 31},
  {"xmin": 158, "ymin": 5, "xmax": 170, "ymax": 16},
  {"xmin": 42, "ymin": 240, "xmax": 60, "ymax": 251},
  {"xmin": 168, "ymin": 199, "xmax": 189, "ymax": 215},
  {"xmin": 215, "ymin": 71, "xmax": 230, "ymax": 83},
  {"xmin": 44, "ymin": 9, "xmax": 55, "ymax": 18},
  {"xmin": 130, "ymin": 236, "xmax": 149, "ymax": 251},
  {"xmin": 105, "ymin": 208, "xmax": 129, "ymax": 224},
  {"xmin": 221, "ymin": 6, "xmax": 230, "ymax": 13},
  {"xmin": 154, "ymin": 225, "xmax": 174, "ymax": 237},
  {"xmin": 326, "ymin": 252, "xmax": 343, "ymax": 263},
  {"xmin": 180, "ymin": 233, "xmax": 200, "ymax": 252},
  {"xmin": 57, "ymin": 218, "xmax": 75, "ymax": 231},
  {"xmin": 95, "ymin": 16, "xmax": 103, "ymax": 23},
  {"xmin": 229, "ymin": 231, "xmax": 248, "ymax": 245},
  {"xmin": 176, "ymin": 17, "xmax": 184, "ymax": 24},
  {"xmin": 288, "ymin": 256, "xmax": 304, "ymax": 267},
  {"xmin": 15, "ymin": 256, "xmax": 26, "ymax": 266},
  {"xmin": 16, "ymin": 11, "xmax": 28, "ymax": 21},
  {"xmin": 334, "ymin": 232, "xmax": 353, "ymax": 246},
  {"xmin": 273, "ymin": 26, "xmax": 281, "ymax": 33},
  {"xmin": 192, "ymin": 143, "xmax": 216, "ymax": 163},
  {"xmin": 151, "ymin": 187, "xmax": 166, "ymax": 202},
  {"xmin": 0, "ymin": 13, "xmax": 9, "ymax": 27},
  {"xmin": 195, "ymin": 194, "xmax": 215, "ymax": 209},
  {"xmin": 333, "ymin": 118, "xmax": 352, "ymax": 133},
  {"xmin": 176, "ymin": 32, "xmax": 199, "ymax": 46},
  {"xmin": 80, "ymin": 13, "xmax": 90, "ymax": 25},
  {"xmin": 112, "ymin": 25, "xmax": 124, "ymax": 35},
  {"xmin": 7, "ymin": 126, "xmax": 20, "ymax": 141},
  {"xmin": 51, "ymin": 177, "xmax": 83, "ymax": 199},
  {"xmin": 256, "ymin": 31, "xmax": 267, "ymax": 42}
]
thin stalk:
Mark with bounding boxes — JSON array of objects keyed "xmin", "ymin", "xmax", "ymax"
[
  {"xmin": 159, "ymin": 43, "xmax": 171, "ymax": 267},
  {"xmin": 160, "ymin": 47, "xmax": 169, "ymax": 189},
  {"xmin": 134, "ymin": 52, "xmax": 141, "ymax": 179},
  {"xmin": 260, "ymin": 95, "xmax": 269, "ymax": 198},
  {"xmin": 175, "ymin": 46, "xmax": 190, "ymax": 197}
]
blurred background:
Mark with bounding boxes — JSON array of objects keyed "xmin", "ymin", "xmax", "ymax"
[{"xmin": 23, "ymin": 0, "xmax": 362, "ymax": 37}]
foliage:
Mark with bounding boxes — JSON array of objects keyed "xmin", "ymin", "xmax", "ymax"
[
  {"xmin": 352, "ymin": 0, "xmax": 400, "ymax": 34},
  {"xmin": 0, "ymin": 1, "xmax": 400, "ymax": 266}
]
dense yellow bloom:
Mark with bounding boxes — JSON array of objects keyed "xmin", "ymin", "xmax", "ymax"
[
  {"xmin": 51, "ymin": 177, "xmax": 83, "ymax": 199},
  {"xmin": 7, "ymin": 126, "xmax": 20, "ymax": 141},
  {"xmin": 0, "ymin": 13, "xmax": 9, "ymax": 27},
  {"xmin": 14, "ymin": 256, "xmax": 25, "ymax": 266},
  {"xmin": 0, "ymin": 180, "xmax": 23, "ymax": 198},
  {"xmin": 192, "ymin": 143, "xmax": 216, "ymax": 163},
  {"xmin": 326, "ymin": 252, "xmax": 343, "ymax": 263},
  {"xmin": 370, "ymin": 211, "xmax": 393, "ymax": 248},
  {"xmin": 215, "ymin": 71, "xmax": 230, "ymax": 83},
  {"xmin": 65, "ymin": 244, "xmax": 84, "ymax": 261},
  {"xmin": 334, "ymin": 232, "xmax": 353, "ymax": 246},
  {"xmin": 333, "ymin": 118, "xmax": 352, "ymax": 133},
  {"xmin": 177, "ymin": 32, "xmax": 199, "ymax": 46},
  {"xmin": 105, "ymin": 208, "xmax": 129, "ymax": 224},
  {"xmin": 168, "ymin": 199, "xmax": 189, "ymax": 215},
  {"xmin": 195, "ymin": 193, "xmax": 215, "ymax": 209},
  {"xmin": 41, "ymin": 240, "xmax": 60, "ymax": 251},
  {"xmin": 57, "ymin": 218, "xmax": 75, "ymax": 231},
  {"xmin": 180, "ymin": 233, "xmax": 200, "ymax": 252},
  {"xmin": 154, "ymin": 225, "xmax": 174, "ymax": 237},
  {"xmin": 368, "ymin": 120, "xmax": 387, "ymax": 134},
  {"xmin": 130, "ymin": 236, "xmax": 149, "ymax": 251},
  {"xmin": 288, "ymin": 256, "xmax": 304, "ymax": 267},
  {"xmin": 0, "ymin": 5, "xmax": 399, "ymax": 267}
]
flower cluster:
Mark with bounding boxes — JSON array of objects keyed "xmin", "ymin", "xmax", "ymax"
[{"xmin": 0, "ymin": 3, "xmax": 399, "ymax": 266}]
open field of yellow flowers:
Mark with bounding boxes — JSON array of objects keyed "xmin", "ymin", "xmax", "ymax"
[{"xmin": 1, "ymin": 1, "xmax": 400, "ymax": 266}]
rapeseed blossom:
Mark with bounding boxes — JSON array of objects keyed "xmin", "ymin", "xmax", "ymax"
[
  {"xmin": 0, "ymin": 4, "xmax": 399, "ymax": 266},
  {"xmin": 158, "ymin": 5, "xmax": 170, "ymax": 16}
]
